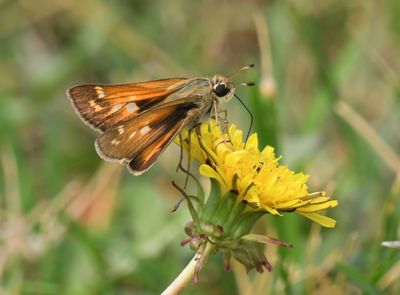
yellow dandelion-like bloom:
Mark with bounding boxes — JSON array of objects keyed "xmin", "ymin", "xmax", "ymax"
[{"xmin": 180, "ymin": 120, "xmax": 338, "ymax": 228}]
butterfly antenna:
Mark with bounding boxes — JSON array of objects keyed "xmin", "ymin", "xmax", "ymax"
[
  {"xmin": 234, "ymin": 94, "xmax": 253, "ymax": 144},
  {"xmin": 228, "ymin": 64, "xmax": 255, "ymax": 78},
  {"xmin": 239, "ymin": 82, "xmax": 256, "ymax": 87}
]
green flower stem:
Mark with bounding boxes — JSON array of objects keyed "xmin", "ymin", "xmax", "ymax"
[{"xmin": 161, "ymin": 242, "xmax": 214, "ymax": 295}]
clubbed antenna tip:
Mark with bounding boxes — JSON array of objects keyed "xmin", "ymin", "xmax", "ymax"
[
  {"xmin": 228, "ymin": 64, "xmax": 255, "ymax": 78},
  {"xmin": 241, "ymin": 82, "xmax": 255, "ymax": 87},
  {"xmin": 241, "ymin": 64, "xmax": 255, "ymax": 71}
]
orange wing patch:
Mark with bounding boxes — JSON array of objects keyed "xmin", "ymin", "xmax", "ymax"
[
  {"xmin": 128, "ymin": 124, "xmax": 183, "ymax": 174},
  {"xmin": 67, "ymin": 78, "xmax": 188, "ymax": 132}
]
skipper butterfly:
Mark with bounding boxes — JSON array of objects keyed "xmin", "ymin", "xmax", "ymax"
[{"xmin": 67, "ymin": 66, "xmax": 254, "ymax": 175}]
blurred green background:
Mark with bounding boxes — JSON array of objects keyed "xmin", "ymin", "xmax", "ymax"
[{"xmin": 1, "ymin": 0, "xmax": 400, "ymax": 294}]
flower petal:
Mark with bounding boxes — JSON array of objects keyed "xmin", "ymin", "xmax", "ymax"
[
  {"xmin": 296, "ymin": 212, "xmax": 337, "ymax": 228},
  {"xmin": 296, "ymin": 200, "xmax": 339, "ymax": 212}
]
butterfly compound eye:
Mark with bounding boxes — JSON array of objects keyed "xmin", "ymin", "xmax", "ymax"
[{"xmin": 214, "ymin": 83, "xmax": 229, "ymax": 97}]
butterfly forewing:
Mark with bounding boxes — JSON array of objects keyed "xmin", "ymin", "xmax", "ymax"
[
  {"xmin": 67, "ymin": 78, "xmax": 189, "ymax": 132},
  {"xmin": 94, "ymin": 96, "xmax": 203, "ymax": 175}
]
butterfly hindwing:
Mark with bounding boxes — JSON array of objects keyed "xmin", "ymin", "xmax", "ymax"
[
  {"xmin": 67, "ymin": 78, "xmax": 189, "ymax": 132},
  {"xmin": 94, "ymin": 96, "xmax": 203, "ymax": 175}
]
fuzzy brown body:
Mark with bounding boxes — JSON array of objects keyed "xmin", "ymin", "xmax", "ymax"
[
  {"xmin": 67, "ymin": 75, "xmax": 235, "ymax": 175},
  {"xmin": 162, "ymin": 78, "xmax": 216, "ymax": 126}
]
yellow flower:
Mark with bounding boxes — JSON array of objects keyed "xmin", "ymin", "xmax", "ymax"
[{"xmin": 179, "ymin": 120, "xmax": 338, "ymax": 228}]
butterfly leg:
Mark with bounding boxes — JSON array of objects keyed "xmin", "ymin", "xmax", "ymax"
[
  {"xmin": 218, "ymin": 109, "xmax": 228, "ymax": 126},
  {"xmin": 171, "ymin": 181, "xmax": 200, "ymax": 214},
  {"xmin": 212, "ymin": 100, "xmax": 223, "ymax": 126},
  {"xmin": 184, "ymin": 128, "xmax": 192, "ymax": 188},
  {"xmin": 212, "ymin": 101, "xmax": 225, "ymax": 140},
  {"xmin": 176, "ymin": 134, "xmax": 184, "ymax": 172},
  {"xmin": 213, "ymin": 105, "xmax": 232, "ymax": 146},
  {"xmin": 217, "ymin": 108, "xmax": 231, "ymax": 141},
  {"xmin": 195, "ymin": 124, "xmax": 218, "ymax": 166},
  {"xmin": 211, "ymin": 98, "xmax": 229, "ymax": 136},
  {"xmin": 176, "ymin": 131, "xmax": 194, "ymax": 188}
]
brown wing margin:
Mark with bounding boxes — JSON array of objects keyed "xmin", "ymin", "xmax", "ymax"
[
  {"xmin": 66, "ymin": 78, "xmax": 189, "ymax": 132},
  {"xmin": 94, "ymin": 97, "xmax": 203, "ymax": 175}
]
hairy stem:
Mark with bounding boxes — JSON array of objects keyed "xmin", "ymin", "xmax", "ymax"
[{"xmin": 161, "ymin": 243, "xmax": 213, "ymax": 295}]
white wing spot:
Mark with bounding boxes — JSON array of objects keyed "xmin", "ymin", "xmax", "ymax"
[
  {"xmin": 117, "ymin": 125, "xmax": 124, "ymax": 135},
  {"xmin": 139, "ymin": 126, "xmax": 151, "ymax": 135},
  {"xmin": 129, "ymin": 131, "xmax": 137, "ymax": 140},
  {"xmin": 95, "ymin": 86, "xmax": 105, "ymax": 99},
  {"xmin": 126, "ymin": 102, "xmax": 139, "ymax": 113},
  {"xmin": 112, "ymin": 104, "xmax": 122, "ymax": 112},
  {"xmin": 89, "ymin": 100, "xmax": 104, "ymax": 112},
  {"xmin": 111, "ymin": 139, "xmax": 120, "ymax": 146}
]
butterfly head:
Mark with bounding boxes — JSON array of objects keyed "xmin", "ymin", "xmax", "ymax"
[{"xmin": 211, "ymin": 75, "xmax": 235, "ymax": 102}]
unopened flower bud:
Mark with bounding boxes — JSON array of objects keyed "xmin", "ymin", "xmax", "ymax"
[
  {"xmin": 213, "ymin": 225, "xmax": 224, "ymax": 237},
  {"xmin": 200, "ymin": 221, "xmax": 215, "ymax": 235},
  {"xmin": 184, "ymin": 221, "xmax": 196, "ymax": 236}
]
